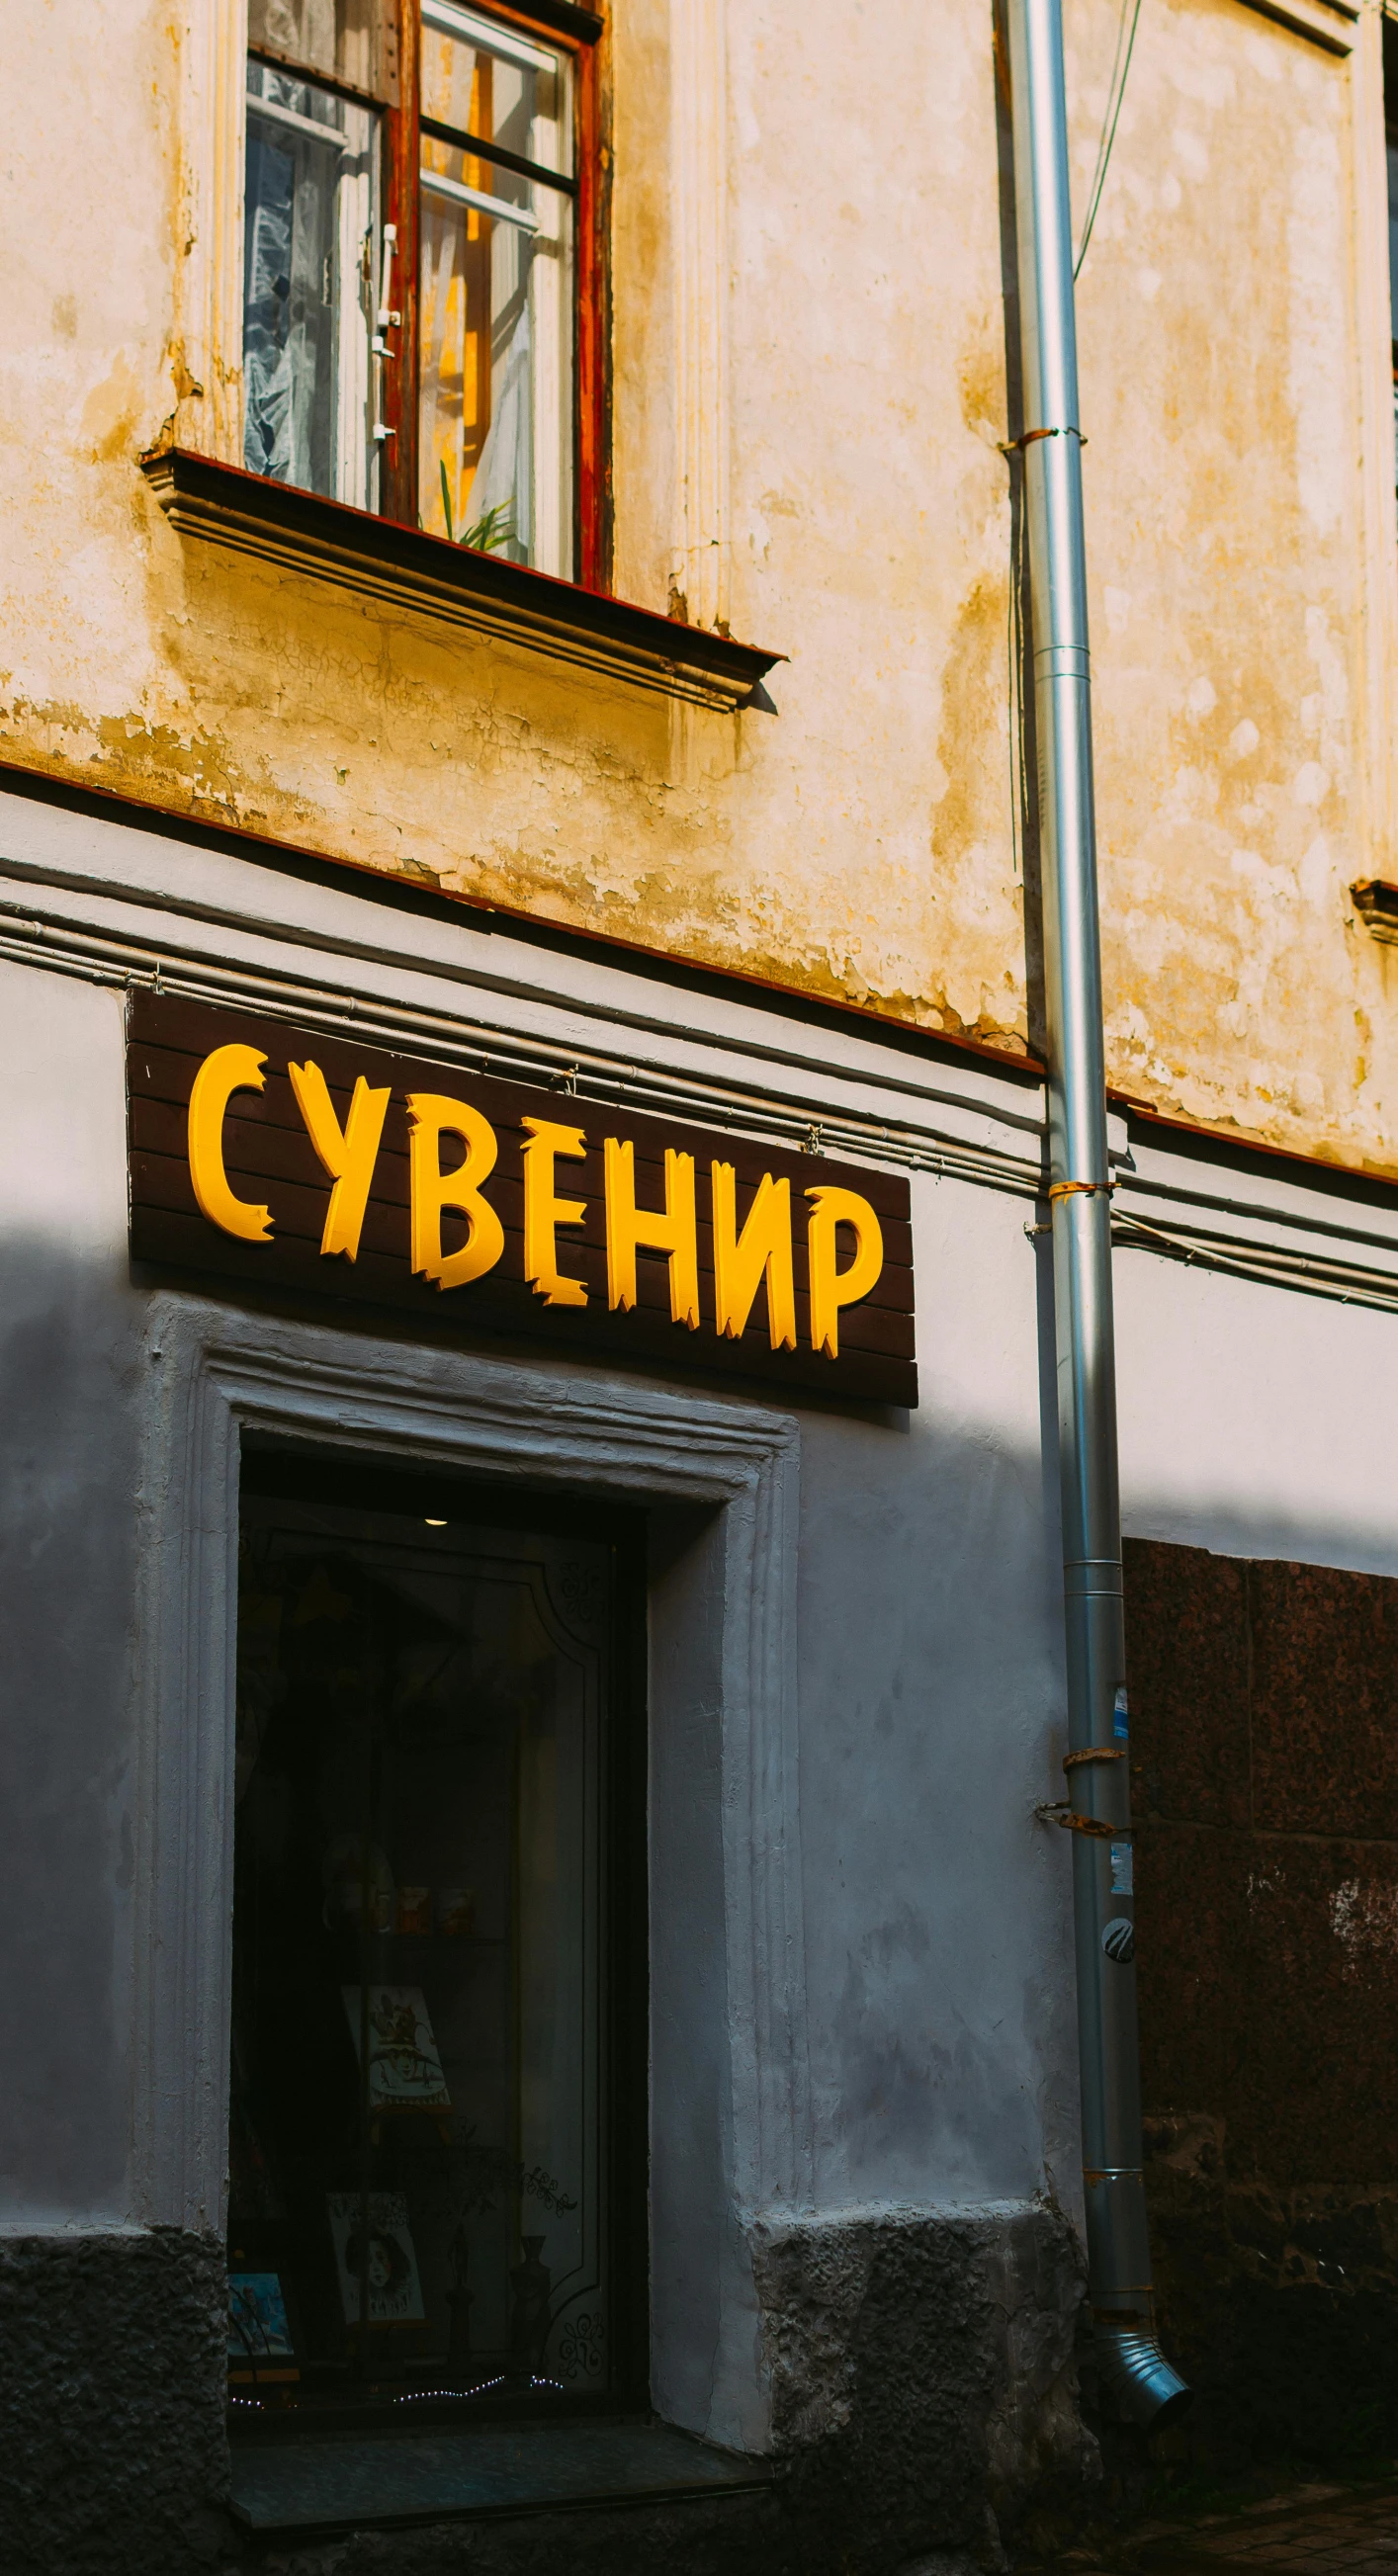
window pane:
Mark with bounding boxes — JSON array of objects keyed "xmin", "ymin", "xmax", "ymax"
[
  {"xmin": 243, "ymin": 62, "xmax": 380, "ymax": 510},
  {"xmin": 228, "ymin": 1490, "xmax": 619, "ymax": 2420},
  {"xmin": 248, "ymin": 0, "xmax": 396, "ymax": 105},
  {"xmin": 417, "ymin": 13, "xmax": 574, "ymax": 574},
  {"xmin": 419, "ymin": 3, "xmax": 572, "ymax": 179}
]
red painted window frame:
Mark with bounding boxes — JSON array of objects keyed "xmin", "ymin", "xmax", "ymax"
[{"xmin": 379, "ymin": 0, "xmax": 610, "ymax": 592}]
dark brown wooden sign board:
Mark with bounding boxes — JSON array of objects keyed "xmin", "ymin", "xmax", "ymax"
[{"xmin": 127, "ymin": 991, "xmax": 917, "ymax": 1408}]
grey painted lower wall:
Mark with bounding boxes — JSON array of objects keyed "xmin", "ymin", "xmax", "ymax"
[{"xmin": 0, "ymin": 2205, "xmax": 1092, "ymax": 2576}]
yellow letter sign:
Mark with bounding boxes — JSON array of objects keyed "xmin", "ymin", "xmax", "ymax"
[
  {"xmin": 806, "ymin": 1184, "xmax": 884, "ymax": 1359},
  {"xmin": 711, "ymin": 1163, "xmax": 796, "ymax": 1350},
  {"xmin": 407, "ymin": 1093, "xmax": 505, "ymax": 1292},
  {"xmin": 289, "ymin": 1060, "xmax": 390, "ymax": 1261},
  {"xmin": 520, "ymin": 1117, "xmax": 589, "ymax": 1307},
  {"xmin": 187, "ymin": 1043, "xmax": 274, "ymax": 1242},
  {"xmin": 604, "ymin": 1138, "xmax": 700, "ymax": 1330}
]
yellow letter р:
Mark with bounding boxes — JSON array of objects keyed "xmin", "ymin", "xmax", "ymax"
[
  {"xmin": 187, "ymin": 1043, "xmax": 274, "ymax": 1243},
  {"xmin": 805, "ymin": 1185, "xmax": 884, "ymax": 1359},
  {"xmin": 406, "ymin": 1092, "xmax": 505, "ymax": 1292}
]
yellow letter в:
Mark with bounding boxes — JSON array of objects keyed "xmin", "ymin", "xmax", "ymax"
[
  {"xmin": 521, "ymin": 1117, "xmax": 589, "ymax": 1307},
  {"xmin": 604, "ymin": 1138, "xmax": 700, "ymax": 1330},
  {"xmin": 289, "ymin": 1060, "xmax": 390, "ymax": 1261},
  {"xmin": 187, "ymin": 1043, "xmax": 273, "ymax": 1243},
  {"xmin": 407, "ymin": 1093, "xmax": 505, "ymax": 1292},
  {"xmin": 806, "ymin": 1185, "xmax": 884, "ymax": 1359},
  {"xmin": 711, "ymin": 1164, "xmax": 796, "ymax": 1349}
]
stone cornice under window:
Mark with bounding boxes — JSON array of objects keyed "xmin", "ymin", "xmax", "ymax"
[{"xmin": 139, "ymin": 449, "xmax": 783, "ymax": 715}]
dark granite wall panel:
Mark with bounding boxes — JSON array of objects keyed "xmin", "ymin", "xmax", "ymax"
[
  {"xmin": 1130, "ymin": 1824, "xmax": 1253, "ymax": 2119},
  {"xmin": 1124, "ymin": 1539, "xmax": 1398, "ymax": 2467},
  {"xmin": 0, "ymin": 2209, "xmax": 1092, "ymax": 2576},
  {"xmin": 0, "ymin": 2227, "xmax": 228, "ymax": 2576},
  {"xmin": 1230, "ymin": 1839, "xmax": 1398, "ymax": 2184},
  {"xmin": 750, "ymin": 2200, "xmax": 1092, "ymax": 2566},
  {"xmin": 1249, "ymin": 1559, "xmax": 1398, "ymax": 1839},
  {"xmin": 1123, "ymin": 1542, "xmax": 1252, "ymax": 1830}
]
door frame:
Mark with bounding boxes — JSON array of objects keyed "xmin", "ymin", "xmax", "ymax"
[{"xmin": 131, "ymin": 1293, "xmax": 810, "ymax": 2450}]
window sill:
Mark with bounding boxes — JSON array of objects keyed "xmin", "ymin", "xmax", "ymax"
[
  {"xmin": 140, "ymin": 450, "xmax": 783, "ymax": 716},
  {"xmin": 228, "ymin": 2419, "xmax": 771, "ymax": 2533}
]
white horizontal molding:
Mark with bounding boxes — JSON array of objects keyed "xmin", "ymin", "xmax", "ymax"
[{"xmin": 0, "ymin": 885, "xmax": 1044, "ymax": 1195}]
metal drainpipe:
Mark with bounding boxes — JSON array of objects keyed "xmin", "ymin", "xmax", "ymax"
[{"xmin": 1005, "ymin": 0, "xmax": 1191, "ymax": 2430}]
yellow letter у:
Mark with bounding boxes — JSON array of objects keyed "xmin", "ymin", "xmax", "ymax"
[
  {"xmin": 406, "ymin": 1092, "xmax": 505, "ymax": 1292},
  {"xmin": 521, "ymin": 1116, "xmax": 589, "ymax": 1307},
  {"xmin": 289, "ymin": 1060, "xmax": 390, "ymax": 1261},
  {"xmin": 806, "ymin": 1184, "xmax": 884, "ymax": 1359},
  {"xmin": 604, "ymin": 1137, "xmax": 700, "ymax": 1330},
  {"xmin": 187, "ymin": 1043, "xmax": 273, "ymax": 1243},
  {"xmin": 711, "ymin": 1164, "xmax": 796, "ymax": 1350}
]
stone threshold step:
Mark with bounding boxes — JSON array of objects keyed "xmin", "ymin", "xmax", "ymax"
[{"xmin": 230, "ymin": 2419, "xmax": 771, "ymax": 2533}]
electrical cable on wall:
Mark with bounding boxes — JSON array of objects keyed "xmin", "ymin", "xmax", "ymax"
[
  {"xmin": 1007, "ymin": 476, "xmax": 1026, "ymax": 880},
  {"xmin": 1074, "ymin": 0, "xmax": 1145, "ymax": 277},
  {"xmin": 1004, "ymin": 0, "xmax": 1143, "ymax": 888}
]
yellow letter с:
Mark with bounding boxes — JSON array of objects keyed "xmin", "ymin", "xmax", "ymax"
[{"xmin": 187, "ymin": 1044, "xmax": 274, "ymax": 1243}]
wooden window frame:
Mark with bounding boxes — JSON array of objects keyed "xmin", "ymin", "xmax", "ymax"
[{"xmin": 380, "ymin": 0, "xmax": 610, "ymax": 591}]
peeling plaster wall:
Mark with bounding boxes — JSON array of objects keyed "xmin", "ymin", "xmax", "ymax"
[
  {"xmin": 1, "ymin": 0, "xmax": 1396, "ymax": 1159},
  {"xmin": 1067, "ymin": 0, "xmax": 1395, "ymax": 1164}
]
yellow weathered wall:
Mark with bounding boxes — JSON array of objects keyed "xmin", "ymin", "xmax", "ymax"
[
  {"xmin": 1, "ymin": 0, "xmax": 1395, "ymax": 1167},
  {"xmin": 1069, "ymin": 0, "xmax": 1398, "ymax": 1162}
]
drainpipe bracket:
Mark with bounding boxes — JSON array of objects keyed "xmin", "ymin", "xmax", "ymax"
[{"xmin": 1034, "ymin": 1801, "xmax": 1124, "ymax": 1840}]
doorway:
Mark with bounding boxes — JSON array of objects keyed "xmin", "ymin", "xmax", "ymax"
[{"xmin": 226, "ymin": 1449, "xmax": 648, "ymax": 2432}]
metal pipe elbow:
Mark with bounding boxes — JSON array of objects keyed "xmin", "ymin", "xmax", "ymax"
[{"xmin": 1094, "ymin": 2324, "xmax": 1193, "ymax": 2427}]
